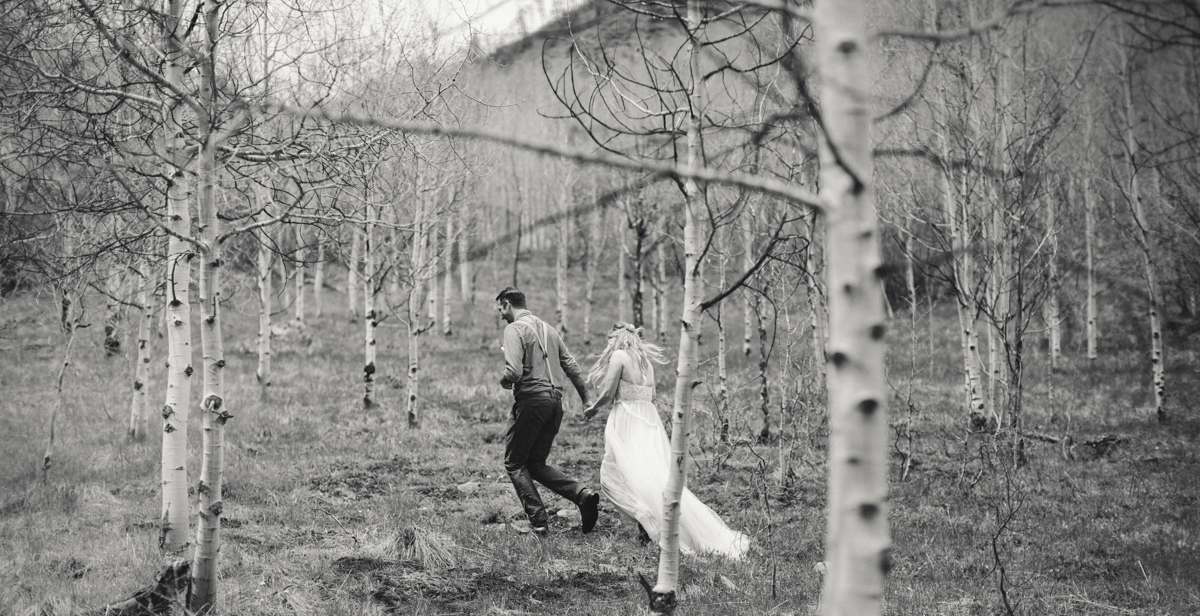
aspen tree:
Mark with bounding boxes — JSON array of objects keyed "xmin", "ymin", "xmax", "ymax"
[
  {"xmin": 651, "ymin": 1, "xmax": 703, "ymax": 606},
  {"xmin": 1045, "ymin": 192, "xmax": 1062, "ymax": 370},
  {"xmin": 349, "ymin": 225, "xmax": 361, "ymax": 323},
  {"xmin": 458, "ymin": 214, "xmax": 472, "ymax": 306},
  {"xmin": 254, "ymin": 192, "xmax": 273, "ymax": 396},
  {"xmin": 716, "ymin": 221, "xmax": 730, "ymax": 443},
  {"xmin": 427, "ymin": 225, "xmax": 439, "ymax": 326},
  {"xmin": 1113, "ymin": 36, "xmax": 1161, "ymax": 420},
  {"xmin": 1082, "ymin": 105, "xmax": 1099, "ymax": 361},
  {"xmin": 617, "ymin": 208, "xmax": 629, "ymax": 323},
  {"xmin": 1084, "ymin": 172, "xmax": 1098, "ymax": 360},
  {"xmin": 934, "ymin": 107, "xmax": 987, "ymax": 423},
  {"xmin": 655, "ymin": 224, "xmax": 669, "ymax": 345},
  {"xmin": 742, "ymin": 211, "xmax": 754, "ymax": 356},
  {"xmin": 159, "ymin": 0, "xmax": 193, "ymax": 555},
  {"xmin": 802, "ymin": 211, "xmax": 827, "ymax": 379},
  {"xmin": 190, "ymin": 1, "xmax": 246, "ymax": 603},
  {"xmin": 128, "ymin": 265, "xmax": 152, "ymax": 441},
  {"xmin": 814, "ymin": 0, "xmax": 891, "ymax": 613},
  {"xmin": 408, "ymin": 197, "xmax": 431, "ymax": 428},
  {"xmin": 363, "ymin": 200, "xmax": 378, "ymax": 409},
  {"xmin": 314, "ymin": 241, "xmax": 325, "ymax": 318},
  {"xmin": 294, "ymin": 225, "xmax": 306, "ymax": 323},
  {"xmin": 443, "ymin": 219, "xmax": 454, "ymax": 335},
  {"xmin": 555, "ymin": 162, "xmax": 571, "ymax": 339},
  {"xmin": 44, "ymin": 286, "xmax": 82, "ymax": 479},
  {"xmin": 1119, "ymin": 36, "xmax": 1166, "ymax": 421}
]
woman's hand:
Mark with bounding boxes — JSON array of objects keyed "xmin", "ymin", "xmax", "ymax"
[{"xmin": 583, "ymin": 404, "xmax": 599, "ymax": 420}]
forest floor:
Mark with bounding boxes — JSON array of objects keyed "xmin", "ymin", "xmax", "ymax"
[{"xmin": 1, "ymin": 259, "xmax": 1198, "ymax": 615}]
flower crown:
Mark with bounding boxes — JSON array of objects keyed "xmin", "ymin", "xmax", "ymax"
[{"xmin": 610, "ymin": 322, "xmax": 642, "ymax": 338}]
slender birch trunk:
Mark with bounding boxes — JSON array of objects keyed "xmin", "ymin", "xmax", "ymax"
[
  {"xmin": 363, "ymin": 202, "xmax": 378, "ymax": 409},
  {"xmin": 815, "ymin": 0, "xmax": 890, "ymax": 613},
  {"xmin": 190, "ymin": 28, "xmax": 229, "ymax": 603},
  {"xmin": 313, "ymin": 241, "xmax": 325, "ymax": 318},
  {"xmin": 1045, "ymin": 192, "xmax": 1061, "ymax": 370},
  {"xmin": 803, "ymin": 211, "xmax": 827, "ymax": 378},
  {"xmin": 427, "ymin": 227, "xmax": 439, "ymax": 328},
  {"xmin": 408, "ymin": 199, "xmax": 430, "ymax": 428},
  {"xmin": 43, "ymin": 292, "xmax": 80, "ymax": 478},
  {"xmin": 988, "ymin": 52, "xmax": 1012, "ymax": 429},
  {"xmin": 716, "ymin": 225, "xmax": 729, "ymax": 444},
  {"xmin": 1084, "ymin": 172, "xmax": 1098, "ymax": 360},
  {"xmin": 349, "ymin": 225, "xmax": 361, "ymax": 323},
  {"xmin": 617, "ymin": 211, "xmax": 629, "ymax": 323},
  {"xmin": 742, "ymin": 211, "xmax": 754, "ymax": 356},
  {"xmin": 1120, "ymin": 41, "xmax": 1166, "ymax": 422},
  {"xmin": 255, "ymin": 222, "xmax": 272, "ymax": 396},
  {"xmin": 443, "ymin": 219, "xmax": 454, "ymax": 336},
  {"xmin": 938, "ymin": 132, "xmax": 986, "ymax": 424},
  {"xmin": 556, "ymin": 176, "xmax": 571, "ymax": 340},
  {"xmin": 652, "ymin": 1, "xmax": 702, "ymax": 606},
  {"xmin": 655, "ymin": 230, "xmax": 668, "ymax": 345},
  {"xmin": 129, "ymin": 266, "xmax": 152, "ymax": 441},
  {"xmin": 160, "ymin": 0, "xmax": 193, "ymax": 554},
  {"xmin": 294, "ymin": 226, "xmax": 306, "ymax": 323},
  {"xmin": 459, "ymin": 215, "xmax": 473, "ymax": 306}
]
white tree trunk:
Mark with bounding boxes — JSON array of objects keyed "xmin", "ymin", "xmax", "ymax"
[
  {"xmin": 294, "ymin": 226, "xmax": 306, "ymax": 323},
  {"xmin": 653, "ymin": 1, "xmax": 702, "ymax": 603},
  {"xmin": 1084, "ymin": 172, "xmax": 1098, "ymax": 360},
  {"xmin": 408, "ymin": 199, "xmax": 430, "ymax": 428},
  {"xmin": 191, "ymin": 43, "xmax": 229, "ymax": 604},
  {"xmin": 313, "ymin": 241, "xmax": 325, "ymax": 318},
  {"xmin": 159, "ymin": 0, "xmax": 193, "ymax": 555},
  {"xmin": 427, "ymin": 226, "xmax": 439, "ymax": 329},
  {"xmin": 556, "ymin": 176, "xmax": 570, "ymax": 340},
  {"xmin": 363, "ymin": 204, "xmax": 378, "ymax": 409},
  {"xmin": 815, "ymin": 0, "xmax": 891, "ymax": 613},
  {"xmin": 1046, "ymin": 193, "xmax": 1061, "ymax": 370},
  {"xmin": 349, "ymin": 225, "xmax": 361, "ymax": 323},
  {"xmin": 742, "ymin": 211, "xmax": 754, "ymax": 356},
  {"xmin": 1120, "ymin": 43, "xmax": 1165, "ymax": 421},
  {"xmin": 128, "ymin": 267, "xmax": 152, "ymax": 441},
  {"xmin": 617, "ymin": 211, "xmax": 629, "ymax": 324},
  {"xmin": 458, "ymin": 215, "xmax": 473, "ymax": 306},
  {"xmin": 443, "ymin": 219, "xmax": 454, "ymax": 335},
  {"xmin": 716, "ymin": 224, "xmax": 729, "ymax": 443},
  {"xmin": 255, "ymin": 223, "xmax": 272, "ymax": 395},
  {"xmin": 655, "ymin": 221, "xmax": 668, "ymax": 345}
]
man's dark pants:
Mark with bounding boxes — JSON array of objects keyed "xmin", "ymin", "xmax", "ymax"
[{"xmin": 505, "ymin": 391, "xmax": 585, "ymax": 527}]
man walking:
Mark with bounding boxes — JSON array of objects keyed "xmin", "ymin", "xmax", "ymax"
[{"xmin": 496, "ymin": 286, "xmax": 600, "ymax": 535}]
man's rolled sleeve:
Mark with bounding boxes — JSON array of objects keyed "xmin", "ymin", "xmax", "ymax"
[
  {"xmin": 501, "ymin": 325, "xmax": 524, "ymax": 387},
  {"xmin": 557, "ymin": 341, "xmax": 589, "ymax": 403}
]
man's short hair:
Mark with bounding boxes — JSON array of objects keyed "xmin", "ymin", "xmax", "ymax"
[{"xmin": 495, "ymin": 286, "xmax": 527, "ymax": 309}]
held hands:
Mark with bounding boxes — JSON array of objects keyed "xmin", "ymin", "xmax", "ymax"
[{"xmin": 582, "ymin": 403, "xmax": 599, "ymax": 421}]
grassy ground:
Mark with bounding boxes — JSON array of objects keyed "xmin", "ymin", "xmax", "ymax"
[{"xmin": 1, "ymin": 256, "xmax": 1197, "ymax": 615}]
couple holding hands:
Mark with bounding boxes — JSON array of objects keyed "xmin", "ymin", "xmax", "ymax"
[{"xmin": 495, "ymin": 286, "xmax": 748, "ymax": 559}]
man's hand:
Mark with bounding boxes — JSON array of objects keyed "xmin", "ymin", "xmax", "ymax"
[{"xmin": 582, "ymin": 404, "xmax": 598, "ymax": 420}]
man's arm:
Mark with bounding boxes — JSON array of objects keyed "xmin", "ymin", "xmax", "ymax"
[
  {"xmin": 556, "ymin": 337, "xmax": 590, "ymax": 406},
  {"xmin": 501, "ymin": 325, "xmax": 524, "ymax": 389}
]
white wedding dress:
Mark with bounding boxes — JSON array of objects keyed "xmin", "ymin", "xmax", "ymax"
[{"xmin": 599, "ymin": 372, "xmax": 750, "ymax": 559}]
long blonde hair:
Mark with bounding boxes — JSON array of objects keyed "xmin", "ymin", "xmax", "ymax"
[{"xmin": 588, "ymin": 322, "xmax": 667, "ymax": 386}]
